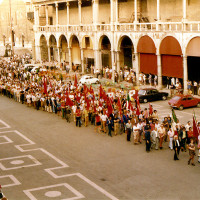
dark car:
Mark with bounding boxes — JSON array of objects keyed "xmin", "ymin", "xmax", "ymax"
[
  {"xmin": 138, "ymin": 88, "xmax": 168, "ymax": 103},
  {"xmin": 168, "ymin": 95, "xmax": 200, "ymax": 110}
]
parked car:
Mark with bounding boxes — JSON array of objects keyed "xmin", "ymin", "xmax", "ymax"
[
  {"xmin": 31, "ymin": 66, "xmax": 47, "ymax": 74},
  {"xmin": 79, "ymin": 75, "xmax": 100, "ymax": 84},
  {"xmin": 168, "ymin": 95, "xmax": 200, "ymax": 110},
  {"xmin": 138, "ymin": 88, "xmax": 168, "ymax": 103}
]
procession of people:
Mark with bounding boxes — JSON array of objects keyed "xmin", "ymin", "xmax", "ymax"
[{"xmin": 0, "ymin": 55, "xmax": 200, "ymax": 166}]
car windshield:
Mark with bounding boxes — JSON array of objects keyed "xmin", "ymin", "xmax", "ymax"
[
  {"xmin": 138, "ymin": 90, "xmax": 146, "ymax": 95},
  {"xmin": 172, "ymin": 96, "xmax": 181, "ymax": 101}
]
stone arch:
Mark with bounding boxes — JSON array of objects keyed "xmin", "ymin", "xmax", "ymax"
[
  {"xmin": 99, "ymin": 35, "xmax": 112, "ymax": 68},
  {"xmin": 117, "ymin": 34, "xmax": 134, "ymax": 51},
  {"xmin": 81, "ymin": 35, "xmax": 93, "ymax": 49},
  {"xmin": 59, "ymin": 34, "xmax": 68, "ymax": 62},
  {"xmin": 70, "ymin": 35, "xmax": 81, "ymax": 68},
  {"xmin": 49, "ymin": 34, "xmax": 57, "ymax": 61},
  {"xmin": 159, "ymin": 35, "xmax": 183, "ymax": 55},
  {"xmin": 40, "ymin": 34, "xmax": 48, "ymax": 61},
  {"xmin": 160, "ymin": 36, "xmax": 183, "ymax": 83},
  {"xmin": 81, "ymin": 35, "xmax": 94, "ymax": 73},
  {"xmin": 98, "ymin": 34, "xmax": 112, "ymax": 50},
  {"xmin": 186, "ymin": 36, "xmax": 200, "ymax": 82},
  {"xmin": 137, "ymin": 35, "xmax": 157, "ymax": 75},
  {"xmin": 69, "ymin": 34, "xmax": 80, "ymax": 48},
  {"xmin": 117, "ymin": 35, "xmax": 134, "ymax": 70}
]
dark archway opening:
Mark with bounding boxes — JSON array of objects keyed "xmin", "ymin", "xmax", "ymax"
[
  {"xmin": 188, "ymin": 56, "xmax": 200, "ymax": 83},
  {"xmin": 120, "ymin": 36, "xmax": 133, "ymax": 69}
]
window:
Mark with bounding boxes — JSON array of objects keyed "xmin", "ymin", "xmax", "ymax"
[
  {"xmin": 85, "ymin": 37, "xmax": 90, "ymax": 48},
  {"xmin": 182, "ymin": 98, "xmax": 187, "ymax": 101}
]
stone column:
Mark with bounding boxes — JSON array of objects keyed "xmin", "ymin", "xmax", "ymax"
[
  {"xmin": 66, "ymin": 1, "xmax": 70, "ymax": 25},
  {"xmin": 68, "ymin": 47, "xmax": 72, "ymax": 71},
  {"xmin": 116, "ymin": 0, "xmax": 118, "ymax": 23},
  {"xmin": 134, "ymin": 52, "xmax": 139, "ymax": 86},
  {"xmin": 48, "ymin": 46, "xmax": 51, "ymax": 62},
  {"xmin": 78, "ymin": 0, "xmax": 82, "ymax": 24},
  {"xmin": 183, "ymin": 55, "xmax": 188, "ymax": 94},
  {"xmin": 81, "ymin": 48, "xmax": 84, "ymax": 73},
  {"xmin": 92, "ymin": 0, "xmax": 99, "ymax": 24},
  {"xmin": 55, "ymin": 2, "xmax": 59, "ymax": 25},
  {"xmin": 111, "ymin": 50, "xmax": 115, "ymax": 82},
  {"xmin": 35, "ymin": 45, "xmax": 41, "ymax": 61},
  {"xmin": 157, "ymin": 54, "xmax": 162, "ymax": 89},
  {"xmin": 157, "ymin": 0, "xmax": 160, "ymax": 21},
  {"xmin": 134, "ymin": 0, "xmax": 138, "ymax": 23},
  {"xmin": 156, "ymin": 0, "xmax": 160, "ymax": 31},
  {"xmin": 45, "ymin": 5, "xmax": 49, "ymax": 25},
  {"xmin": 99, "ymin": 50, "xmax": 102, "ymax": 70},
  {"xmin": 34, "ymin": 6, "xmax": 39, "ymax": 26},
  {"xmin": 183, "ymin": 0, "xmax": 187, "ymax": 21},
  {"xmin": 94, "ymin": 49, "xmax": 100, "ymax": 71},
  {"xmin": 57, "ymin": 44, "xmax": 61, "ymax": 62},
  {"xmin": 116, "ymin": 51, "xmax": 120, "ymax": 73}
]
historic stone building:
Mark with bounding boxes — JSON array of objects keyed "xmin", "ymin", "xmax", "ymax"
[
  {"xmin": 32, "ymin": 0, "xmax": 200, "ymax": 91},
  {"xmin": 0, "ymin": 0, "xmax": 33, "ymax": 56}
]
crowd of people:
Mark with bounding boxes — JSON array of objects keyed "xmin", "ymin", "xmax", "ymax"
[{"xmin": 0, "ymin": 56, "xmax": 200, "ymax": 166}]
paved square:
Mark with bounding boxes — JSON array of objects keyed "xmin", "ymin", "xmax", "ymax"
[
  {"xmin": 0, "ymin": 135, "xmax": 13, "ymax": 144},
  {"xmin": 0, "ymin": 120, "xmax": 10, "ymax": 129},
  {"xmin": 24, "ymin": 183, "xmax": 85, "ymax": 200},
  {"xmin": 0, "ymin": 155, "xmax": 41, "ymax": 170},
  {"xmin": 0, "ymin": 175, "xmax": 21, "ymax": 188}
]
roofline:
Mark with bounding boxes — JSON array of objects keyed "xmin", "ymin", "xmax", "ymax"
[{"xmin": 32, "ymin": 0, "xmax": 76, "ymax": 6}]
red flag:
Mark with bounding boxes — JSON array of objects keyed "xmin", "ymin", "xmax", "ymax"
[
  {"xmin": 74, "ymin": 74, "xmax": 78, "ymax": 88},
  {"xmin": 44, "ymin": 77, "xmax": 48, "ymax": 95},
  {"xmin": 99, "ymin": 85, "xmax": 104, "ymax": 98},
  {"xmin": 136, "ymin": 104, "xmax": 140, "ymax": 116},
  {"xmin": 117, "ymin": 98, "xmax": 122, "ymax": 115},
  {"xmin": 149, "ymin": 103, "xmax": 153, "ymax": 115},
  {"xmin": 90, "ymin": 85, "xmax": 94, "ymax": 96},
  {"xmin": 193, "ymin": 115, "xmax": 199, "ymax": 140},
  {"xmin": 107, "ymin": 97, "xmax": 113, "ymax": 116},
  {"xmin": 84, "ymin": 84, "xmax": 88, "ymax": 94},
  {"xmin": 129, "ymin": 101, "xmax": 134, "ymax": 112}
]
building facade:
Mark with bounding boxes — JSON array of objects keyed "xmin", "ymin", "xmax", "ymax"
[
  {"xmin": 0, "ymin": 0, "xmax": 34, "ymax": 56},
  {"xmin": 32, "ymin": 0, "xmax": 200, "ymax": 92}
]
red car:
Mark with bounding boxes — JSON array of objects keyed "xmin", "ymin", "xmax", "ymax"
[{"xmin": 168, "ymin": 95, "xmax": 200, "ymax": 110}]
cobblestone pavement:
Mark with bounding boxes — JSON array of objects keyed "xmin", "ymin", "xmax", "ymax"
[{"xmin": 0, "ymin": 95, "xmax": 200, "ymax": 200}]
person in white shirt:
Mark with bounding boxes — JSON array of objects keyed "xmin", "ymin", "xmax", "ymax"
[
  {"xmin": 133, "ymin": 123, "xmax": 139, "ymax": 144},
  {"xmin": 168, "ymin": 128, "xmax": 174, "ymax": 150},
  {"xmin": 101, "ymin": 113, "xmax": 108, "ymax": 133},
  {"xmin": 185, "ymin": 121, "xmax": 191, "ymax": 132}
]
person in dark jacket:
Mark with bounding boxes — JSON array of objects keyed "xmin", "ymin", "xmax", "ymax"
[
  {"xmin": 107, "ymin": 116, "xmax": 113, "ymax": 137},
  {"xmin": 173, "ymin": 135, "xmax": 181, "ymax": 160},
  {"xmin": 145, "ymin": 123, "xmax": 151, "ymax": 152}
]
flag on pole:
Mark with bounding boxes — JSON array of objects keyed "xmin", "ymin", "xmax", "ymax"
[
  {"xmin": 193, "ymin": 112, "xmax": 199, "ymax": 140},
  {"xmin": 74, "ymin": 74, "xmax": 78, "ymax": 88},
  {"xmin": 44, "ymin": 77, "xmax": 48, "ymax": 95},
  {"xmin": 127, "ymin": 92, "xmax": 130, "ymax": 109},
  {"xmin": 117, "ymin": 98, "xmax": 122, "ymax": 115},
  {"xmin": 172, "ymin": 108, "xmax": 178, "ymax": 123},
  {"xmin": 149, "ymin": 103, "xmax": 153, "ymax": 116}
]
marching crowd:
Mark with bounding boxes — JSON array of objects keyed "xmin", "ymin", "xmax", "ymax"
[{"xmin": 0, "ymin": 56, "xmax": 200, "ymax": 166}]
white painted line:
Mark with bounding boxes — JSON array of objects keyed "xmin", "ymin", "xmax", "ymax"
[
  {"xmin": 23, "ymin": 183, "xmax": 85, "ymax": 200},
  {"xmin": 0, "ymin": 120, "xmax": 10, "ymax": 129},
  {"xmin": 0, "ymin": 135, "xmax": 13, "ymax": 144},
  {"xmin": 0, "ymin": 129, "xmax": 118, "ymax": 199},
  {"xmin": 0, "ymin": 175, "xmax": 21, "ymax": 188},
  {"xmin": 0, "ymin": 155, "xmax": 42, "ymax": 170}
]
